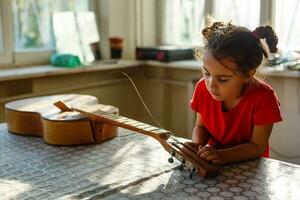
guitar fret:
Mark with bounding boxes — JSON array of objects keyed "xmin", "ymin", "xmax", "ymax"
[
  {"xmin": 128, "ymin": 122, "xmax": 147, "ymax": 129},
  {"xmin": 135, "ymin": 124, "xmax": 151, "ymax": 129},
  {"xmin": 143, "ymin": 126, "xmax": 160, "ymax": 132},
  {"xmin": 106, "ymin": 115, "xmax": 121, "ymax": 121},
  {"xmin": 123, "ymin": 120, "xmax": 139, "ymax": 126},
  {"xmin": 128, "ymin": 121, "xmax": 144, "ymax": 126},
  {"xmin": 153, "ymin": 129, "xmax": 169, "ymax": 134},
  {"xmin": 116, "ymin": 117, "xmax": 131, "ymax": 123},
  {"xmin": 112, "ymin": 116, "xmax": 127, "ymax": 122},
  {"xmin": 122, "ymin": 119, "xmax": 137, "ymax": 125}
]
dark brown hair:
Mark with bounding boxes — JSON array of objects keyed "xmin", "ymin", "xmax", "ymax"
[{"xmin": 199, "ymin": 21, "xmax": 278, "ymax": 75}]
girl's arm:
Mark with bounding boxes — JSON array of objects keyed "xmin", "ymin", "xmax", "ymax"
[
  {"xmin": 192, "ymin": 113, "xmax": 211, "ymax": 146},
  {"xmin": 198, "ymin": 124, "xmax": 273, "ymax": 165}
]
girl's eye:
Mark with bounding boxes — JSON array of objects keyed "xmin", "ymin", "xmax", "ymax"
[{"xmin": 218, "ymin": 78, "xmax": 229, "ymax": 83}]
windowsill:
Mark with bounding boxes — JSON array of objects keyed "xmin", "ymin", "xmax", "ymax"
[
  {"xmin": 0, "ymin": 60, "xmax": 141, "ymax": 82},
  {"xmin": 0, "ymin": 59, "xmax": 300, "ymax": 82}
]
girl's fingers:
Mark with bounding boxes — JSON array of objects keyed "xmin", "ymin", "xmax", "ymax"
[
  {"xmin": 198, "ymin": 147, "xmax": 215, "ymax": 159},
  {"xmin": 197, "ymin": 145, "xmax": 203, "ymax": 151},
  {"xmin": 197, "ymin": 146, "xmax": 206, "ymax": 155},
  {"xmin": 197, "ymin": 146, "xmax": 221, "ymax": 163},
  {"xmin": 205, "ymin": 154, "xmax": 217, "ymax": 162},
  {"xmin": 197, "ymin": 145, "xmax": 212, "ymax": 154},
  {"xmin": 212, "ymin": 159, "xmax": 221, "ymax": 164}
]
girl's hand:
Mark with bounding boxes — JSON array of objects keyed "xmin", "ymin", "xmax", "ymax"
[{"xmin": 197, "ymin": 145, "xmax": 222, "ymax": 164}]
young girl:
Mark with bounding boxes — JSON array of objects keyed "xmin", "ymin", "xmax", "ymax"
[{"xmin": 190, "ymin": 21, "xmax": 282, "ymax": 165}]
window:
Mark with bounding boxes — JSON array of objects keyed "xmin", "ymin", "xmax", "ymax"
[
  {"xmin": 0, "ymin": 0, "xmax": 13, "ymax": 65},
  {"xmin": 13, "ymin": 0, "xmax": 90, "ymax": 51},
  {"xmin": 162, "ymin": 0, "xmax": 206, "ymax": 46},
  {"xmin": 213, "ymin": 0, "xmax": 260, "ymax": 30},
  {"xmin": 0, "ymin": 11, "xmax": 3, "ymax": 53},
  {"xmin": 162, "ymin": 0, "xmax": 261, "ymax": 46},
  {"xmin": 274, "ymin": 0, "xmax": 300, "ymax": 51}
]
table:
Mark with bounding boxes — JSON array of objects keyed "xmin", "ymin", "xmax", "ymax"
[{"xmin": 0, "ymin": 123, "xmax": 299, "ymax": 200}]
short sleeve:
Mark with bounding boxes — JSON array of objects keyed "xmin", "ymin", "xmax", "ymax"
[
  {"xmin": 190, "ymin": 82, "xmax": 200, "ymax": 112},
  {"xmin": 253, "ymin": 90, "xmax": 282, "ymax": 125},
  {"xmin": 190, "ymin": 79, "xmax": 204, "ymax": 113}
]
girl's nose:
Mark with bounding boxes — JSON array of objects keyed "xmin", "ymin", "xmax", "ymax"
[{"xmin": 208, "ymin": 77, "xmax": 218, "ymax": 90}]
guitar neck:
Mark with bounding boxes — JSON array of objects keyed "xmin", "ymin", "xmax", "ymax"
[
  {"xmin": 72, "ymin": 105, "xmax": 171, "ymax": 142},
  {"xmin": 53, "ymin": 101, "xmax": 221, "ymax": 178}
]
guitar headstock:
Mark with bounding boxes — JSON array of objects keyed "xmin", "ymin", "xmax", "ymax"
[{"xmin": 165, "ymin": 138, "xmax": 221, "ymax": 178}]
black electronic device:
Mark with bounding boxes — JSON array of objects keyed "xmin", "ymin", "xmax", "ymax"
[{"xmin": 136, "ymin": 46, "xmax": 194, "ymax": 62}]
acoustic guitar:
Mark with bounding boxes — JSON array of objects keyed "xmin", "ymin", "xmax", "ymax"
[
  {"xmin": 54, "ymin": 100, "xmax": 221, "ymax": 178},
  {"xmin": 5, "ymin": 94, "xmax": 119, "ymax": 145}
]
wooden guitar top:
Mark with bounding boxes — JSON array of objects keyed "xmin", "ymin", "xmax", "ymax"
[{"xmin": 5, "ymin": 94, "xmax": 119, "ymax": 145}]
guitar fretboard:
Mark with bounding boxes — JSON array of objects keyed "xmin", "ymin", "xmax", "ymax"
[
  {"xmin": 53, "ymin": 101, "xmax": 221, "ymax": 178},
  {"xmin": 72, "ymin": 105, "xmax": 171, "ymax": 140}
]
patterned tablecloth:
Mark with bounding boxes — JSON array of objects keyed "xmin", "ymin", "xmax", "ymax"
[{"xmin": 0, "ymin": 123, "xmax": 299, "ymax": 200}]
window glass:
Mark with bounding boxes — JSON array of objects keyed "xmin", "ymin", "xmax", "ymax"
[
  {"xmin": 163, "ymin": 0, "xmax": 206, "ymax": 46},
  {"xmin": 12, "ymin": 0, "xmax": 89, "ymax": 51},
  {"xmin": 163, "ymin": 0, "xmax": 261, "ymax": 46},
  {"xmin": 274, "ymin": 0, "xmax": 300, "ymax": 51},
  {"xmin": 0, "ymin": 30, "xmax": 3, "ymax": 54},
  {"xmin": 0, "ymin": 10, "xmax": 3, "ymax": 53},
  {"xmin": 213, "ymin": 0, "xmax": 260, "ymax": 30}
]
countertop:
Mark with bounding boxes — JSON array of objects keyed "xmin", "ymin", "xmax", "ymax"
[
  {"xmin": 0, "ymin": 123, "xmax": 299, "ymax": 200},
  {"xmin": 1, "ymin": 60, "xmax": 300, "ymax": 82}
]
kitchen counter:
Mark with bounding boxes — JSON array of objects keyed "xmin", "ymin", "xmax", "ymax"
[{"xmin": 1, "ymin": 60, "xmax": 300, "ymax": 82}]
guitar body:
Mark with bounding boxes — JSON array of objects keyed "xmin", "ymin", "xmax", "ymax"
[{"xmin": 5, "ymin": 94, "xmax": 118, "ymax": 145}]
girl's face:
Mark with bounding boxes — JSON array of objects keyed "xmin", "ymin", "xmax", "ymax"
[{"xmin": 202, "ymin": 50, "xmax": 252, "ymax": 102}]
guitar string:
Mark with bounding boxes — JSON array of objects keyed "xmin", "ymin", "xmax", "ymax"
[
  {"xmin": 103, "ymin": 70, "xmax": 177, "ymax": 138},
  {"xmin": 102, "ymin": 70, "xmax": 208, "ymax": 171}
]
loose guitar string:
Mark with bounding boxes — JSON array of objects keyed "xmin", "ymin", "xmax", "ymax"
[
  {"xmin": 103, "ymin": 71, "xmax": 202, "ymax": 166},
  {"xmin": 105, "ymin": 70, "xmax": 209, "ymax": 170},
  {"xmin": 103, "ymin": 70, "xmax": 177, "ymax": 138}
]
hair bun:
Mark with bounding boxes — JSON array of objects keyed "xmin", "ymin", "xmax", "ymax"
[
  {"xmin": 202, "ymin": 21, "xmax": 232, "ymax": 39},
  {"xmin": 253, "ymin": 25, "xmax": 278, "ymax": 53}
]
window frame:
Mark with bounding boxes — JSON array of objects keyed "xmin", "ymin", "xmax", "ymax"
[
  {"xmin": 0, "ymin": 0, "xmax": 13, "ymax": 67},
  {"xmin": 1, "ymin": 0, "xmax": 97, "ymax": 68}
]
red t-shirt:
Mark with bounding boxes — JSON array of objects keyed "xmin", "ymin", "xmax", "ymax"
[{"xmin": 190, "ymin": 78, "xmax": 282, "ymax": 157}]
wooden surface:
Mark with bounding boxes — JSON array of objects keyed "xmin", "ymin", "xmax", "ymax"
[
  {"xmin": 5, "ymin": 94, "xmax": 118, "ymax": 145},
  {"xmin": 0, "ymin": 123, "xmax": 299, "ymax": 200}
]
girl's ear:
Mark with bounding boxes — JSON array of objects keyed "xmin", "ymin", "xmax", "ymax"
[{"xmin": 244, "ymin": 69, "xmax": 256, "ymax": 82}]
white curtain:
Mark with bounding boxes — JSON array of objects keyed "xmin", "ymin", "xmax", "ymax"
[
  {"xmin": 161, "ymin": 0, "xmax": 261, "ymax": 46},
  {"xmin": 213, "ymin": 0, "xmax": 260, "ymax": 30},
  {"xmin": 160, "ymin": 0, "xmax": 205, "ymax": 46},
  {"xmin": 274, "ymin": 0, "xmax": 300, "ymax": 51},
  {"xmin": 0, "ymin": 11, "xmax": 3, "ymax": 53}
]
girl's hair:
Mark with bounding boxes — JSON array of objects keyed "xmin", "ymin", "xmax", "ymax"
[{"xmin": 199, "ymin": 21, "xmax": 278, "ymax": 76}]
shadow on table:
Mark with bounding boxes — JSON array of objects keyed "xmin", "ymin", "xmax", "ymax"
[{"xmin": 89, "ymin": 158, "xmax": 299, "ymax": 200}]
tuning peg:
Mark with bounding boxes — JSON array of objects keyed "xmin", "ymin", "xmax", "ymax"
[
  {"xmin": 189, "ymin": 167, "xmax": 196, "ymax": 179},
  {"xmin": 168, "ymin": 151, "xmax": 176, "ymax": 163},
  {"xmin": 178, "ymin": 159, "xmax": 185, "ymax": 171}
]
